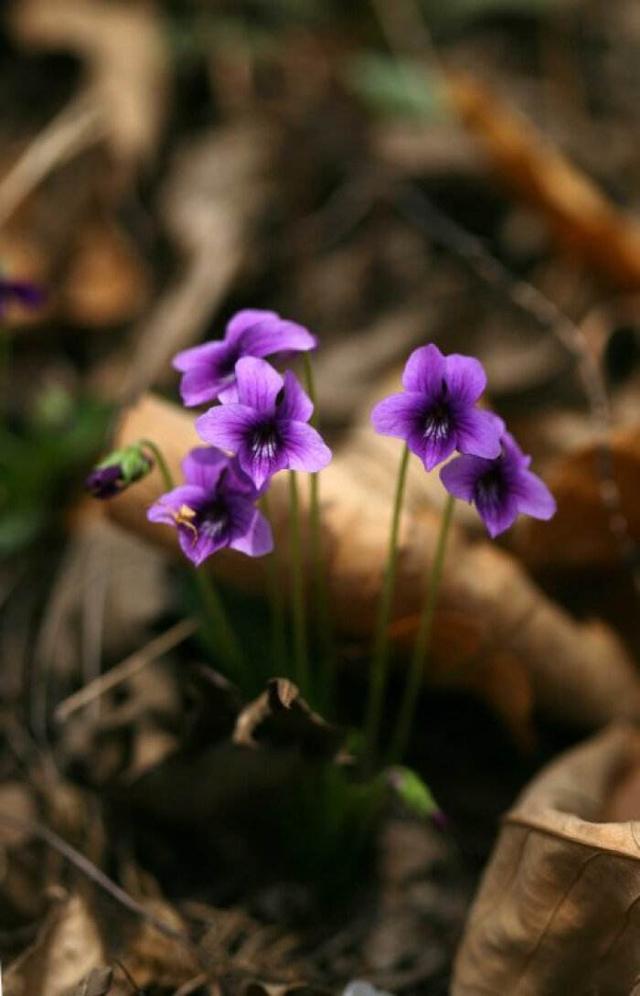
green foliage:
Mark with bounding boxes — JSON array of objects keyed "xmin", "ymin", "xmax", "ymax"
[
  {"xmin": 0, "ymin": 387, "xmax": 113, "ymax": 555},
  {"xmin": 345, "ymin": 53, "xmax": 447, "ymax": 120},
  {"xmin": 389, "ymin": 765, "xmax": 439, "ymax": 819}
]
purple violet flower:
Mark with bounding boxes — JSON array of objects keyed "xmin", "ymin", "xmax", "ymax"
[
  {"xmin": 195, "ymin": 357, "xmax": 332, "ymax": 489},
  {"xmin": 0, "ymin": 276, "xmax": 45, "ymax": 318},
  {"xmin": 147, "ymin": 447, "xmax": 273, "ymax": 565},
  {"xmin": 440, "ymin": 431, "xmax": 556, "ymax": 538},
  {"xmin": 371, "ymin": 343, "xmax": 504, "ymax": 471},
  {"xmin": 86, "ymin": 464, "xmax": 124, "ymax": 499},
  {"xmin": 173, "ymin": 309, "xmax": 317, "ymax": 407}
]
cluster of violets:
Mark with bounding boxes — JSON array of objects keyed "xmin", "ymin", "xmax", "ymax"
[
  {"xmin": 371, "ymin": 343, "xmax": 556, "ymax": 536},
  {"xmin": 147, "ymin": 310, "xmax": 331, "ymax": 565},
  {"xmin": 87, "ymin": 309, "xmax": 556, "ymax": 552}
]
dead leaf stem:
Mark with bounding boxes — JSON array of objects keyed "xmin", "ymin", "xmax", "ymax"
[
  {"xmin": 0, "ymin": 811, "xmax": 189, "ymax": 943},
  {"xmin": 0, "ymin": 95, "xmax": 105, "ymax": 229},
  {"xmin": 54, "ymin": 618, "xmax": 198, "ymax": 723}
]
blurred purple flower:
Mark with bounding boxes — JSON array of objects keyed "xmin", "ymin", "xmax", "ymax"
[
  {"xmin": 85, "ymin": 444, "xmax": 153, "ymax": 499},
  {"xmin": 147, "ymin": 447, "xmax": 272, "ymax": 566},
  {"xmin": 440, "ymin": 431, "xmax": 556, "ymax": 537},
  {"xmin": 85, "ymin": 464, "xmax": 124, "ymax": 499},
  {"xmin": 173, "ymin": 309, "xmax": 317, "ymax": 407},
  {"xmin": 371, "ymin": 343, "xmax": 504, "ymax": 471},
  {"xmin": 0, "ymin": 276, "xmax": 45, "ymax": 318},
  {"xmin": 195, "ymin": 357, "xmax": 332, "ymax": 489}
]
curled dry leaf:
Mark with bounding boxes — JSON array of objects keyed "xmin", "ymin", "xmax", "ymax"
[
  {"xmin": 10, "ymin": 0, "xmax": 170, "ymax": 167},
  {"xmin": 5, "ymin": 894, "xmax": 105, "ymax": 996},
  {"xmin": 62, "ymin": 216, "xmax": 150, "ymax": 326},
  {"xmin": 106, "ymin": 394, "xmax": 640, "ymax": 737},
  {"xmin": 101, "ymin": 123, "xmax": 274, "ymax": 399},
  {"xmin": 447, "ymin": 71, "xmax": 640, "ymax": 290},
  {"xmin": 453, "ymin": 724, "xmax": 640, "ymax": 995},
  {"xmin": 73, "ymin": 967, "xmax": 113, "ymax": 996},
  {"xmin": 520, "ymin": 425, "xmax": 640, "ymax": 571},
  {"xmin": 233, "ymin": 678, "xmax": 344, "ymax": 759}
]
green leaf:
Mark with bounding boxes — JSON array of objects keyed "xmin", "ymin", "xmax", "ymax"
[
  {"xmin": 344, "ymin": 53, "xmax": 448, "ymax": 120},
  {"xmin": 388, "ymin": 765, "xmax": 439, "ymax": 818}
]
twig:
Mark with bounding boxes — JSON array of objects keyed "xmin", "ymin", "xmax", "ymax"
[
  {"xmin": 0, "ymin": 811, "xmax": 188, "ymax": 943},
  {"xmin": 0, "ymin": 95, "xmax": 106, "ymax": 229},
  {"xmin": 174, "ymin": 975, "xmax": 208, "ymax": 996},
  {"xmin": 54, "ymin": 617, "xmax": 198, "ymax": 723}
]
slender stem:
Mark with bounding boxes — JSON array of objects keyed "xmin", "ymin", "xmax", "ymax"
[
  {"xmin": 137, "ymin": 440, "xmax": 245, "ymax": 685},
  {"xmin": 261, "ymin": 491, "xmax": 288, "ymax": 673},
  {"xmin": 389, "ymin": 492, "xmax": 455, "ymax": 763},
  {"xmin": 194, "ymin": 569, "xmax": 247, "ymax": 687},
  {"xmin": 140, "ymin": 437, "xmax": 174, "ymax": 491},
  {"xmin": 364, "ymin": 443, "xmax": 411, "ymax": 765},
  {"xmin": 288, "ymin": 470, "xmax": 310, "ymax": 695},
  {"xmin": 303, "ymin": 353, "xmax": 336, "ymax": 706}
]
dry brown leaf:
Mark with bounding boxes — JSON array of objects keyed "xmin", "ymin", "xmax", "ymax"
[
  {"xmin": 5, "ymin": 894, "xmax": 105, "ymax": 996},
  {"xmin": 105, "ymin": 394, "xmax": 640, "ymax": 737},
  {"xmin": 98, "ymin": 123, "xmax": 274, "ymax": 399},
  {"xmin": 447, "ymin": 72, "xmax": 640, "ymax": 290},
  {"xmin": 11, "ymin": 0, "xmax": 169, "ymax": 166},
  {"xmin": 120, "ymin": 898, "xmax": 198, "ymax": 990},
  {"xmin": 233, "ymin": 678, "xmax": 343, "ymax": 758},
  {"xmin": 452, "ymin": 724, "xmax": 640, "ymax": 995},
  {"xmin": 62, "ymin": 216, "xmax": 150, "ymax": 326},
  {"xmin": 519, "ymin": 425, "xmax": 640, "ymax": 571},
  {"xmin": 73, "ymin": 968, "xmax": 113, "ymax": 996}
]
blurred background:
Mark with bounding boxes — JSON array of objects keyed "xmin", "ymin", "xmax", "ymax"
[{"xmin": 3, "ymin": 0, "xmax": 640, "ymax": 993}]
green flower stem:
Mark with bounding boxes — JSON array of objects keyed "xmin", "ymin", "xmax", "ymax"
[
  {"xmin": 288, "ymin": 470, "xmax": 310, "ymax": 695},
  {"xmin": 140, "ymin": 438, "xmax": 174, "ymax": 491},
  {"xmin": 303, "ymin": 353, "xmax": 335, "ymax": 705},
  {"xmin": 261, "ymin": 491, "xmax": 288, "ymax": 672},
  {"xmin": 389, "ymin": 492, "xmax": 455, "ymax": 763},
  {"xmin": 194, "ymin": 568, "xmax": 247, "ymax": 687},
  {"xmin": 365, "ymin": 443, "xmax": 410, "ymax": 765},
  {"xmin": 138, "ymin": 439, "xmax": 246, "ymax": 687}
]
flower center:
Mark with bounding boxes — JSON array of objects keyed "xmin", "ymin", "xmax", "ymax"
[
  {"xmin": 198, "ymin": 499, "xmax": 231, "ymax": 540},
  {"xmin": 423, "ymin": 401, "xmax": 452, "ymax": 442},
  {"xmin": 475, "ymin": 468, "xmax": 504, "ymax": 508},
  {"xmin": 249, "ymin": 421, "xmax": 280, "ymax": 460}
]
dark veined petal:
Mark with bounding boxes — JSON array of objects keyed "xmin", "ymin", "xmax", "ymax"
[
  {"xmin": 455, "ymin": 408, "xmax": 504, "ymax": 460},
  {"xmin": 440, "ymin": 454, "xmax": 490, "ymax": 502},
  {"xmin": 278, "ymin": 370, "xmax": 313, "ymax": 422},
  {"xmin": 474, "ymin": 480, "xmax": 519, "ymax": 538},
  {"xmin": 401, "ymin": 344, "xmax": 446, "ymax": 401},
  {"xmin": 181, "ymin": 447, "xmax": 229, "ymax": 490},
  {"xmin": 177, "ymin": 524, "xmax": 220, "ymax": 566},
  {"xmin": 281, "ymin": 421, "xmax": 332, "ymax": 473},
  {"xmin": 196, "ymin": 404, "xmax": 258, "ymax": 453},
  {"xmin": 444, "ymin": 353, "xmax": 487, "ymax": 405},
  {"xmin": 237, "ymin": 435, "xmax": 289, "ymax": 489},
  {"xmin": 408, "ymin": 423, "xmax": 457, "ymax": 472},
  {"xmin": 513, "ymin": 470, "xmax": 556, "ymax": 520},
  {"xmin": 234, "ymin": 356, "xmax": 284, "ymax": 414}
]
